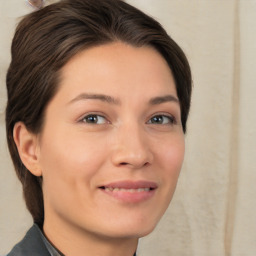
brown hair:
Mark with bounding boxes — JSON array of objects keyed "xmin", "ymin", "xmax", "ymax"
[{"xmin": 6, "ymin": 0, "xmax": 192, "ymax": 225}]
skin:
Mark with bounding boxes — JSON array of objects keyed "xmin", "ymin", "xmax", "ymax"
[{"xmin": 14, "ymin": 42, "xmax": 185, "ymax": 256}]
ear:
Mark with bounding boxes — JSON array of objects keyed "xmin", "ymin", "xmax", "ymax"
[{"xmin": 13, "ymin": 122, "xmax": 42, "ymax": 177}]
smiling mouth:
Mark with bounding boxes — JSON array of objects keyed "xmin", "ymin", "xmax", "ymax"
[
  {"xmin": 98, "ymin": 181, "xmax": 157, "ymax": 203},
  {"xmin": 99, "ymin": 187, "xmax": 155, "ymax": 192}
]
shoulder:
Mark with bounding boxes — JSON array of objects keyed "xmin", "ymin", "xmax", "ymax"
[{"xmin": 7, "ymin": 224, "xmax": 50, "ymax": 256}]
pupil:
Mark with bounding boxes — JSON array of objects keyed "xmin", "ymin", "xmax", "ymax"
[
  {"xmin": 87, "ymin": 115, "xmax": 97, "ymax": 123},
  {"xmin": 153, "ymin": 116, "xmax": 163, "ymax": 123}
]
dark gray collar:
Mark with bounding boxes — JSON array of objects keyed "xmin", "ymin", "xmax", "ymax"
[
  {"xmin": 7, "ymin": 224, "xmax": 136, "ymax": 256},
  {"xmin": 7, "ymin": 224, "xmax": 51, "ymax": 256},
  {"xmin": 37, "ymin": 225, "xmax": 64, "ymax": 256}
]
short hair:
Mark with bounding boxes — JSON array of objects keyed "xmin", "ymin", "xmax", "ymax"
[{"xmin": 6, "ymin": 0, "xmax": 192, "ymax": 225}]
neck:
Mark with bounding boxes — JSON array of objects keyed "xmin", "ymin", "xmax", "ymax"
[{"xmin": 43, "ymin": 216, "xmax": 138, "ymax": 256}]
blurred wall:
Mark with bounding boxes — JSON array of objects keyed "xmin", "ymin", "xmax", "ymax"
[{"xmin": 1, "ymin": 1, "xmax": 255, "ymax": 255}]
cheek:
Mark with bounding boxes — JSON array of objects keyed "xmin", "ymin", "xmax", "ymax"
[
  {"xmin": 40, "ymin": 126, "xmax": 105, "ymax": 169},
  {"xmin": 156, "ymin": 134, "xmax": 185, "ymax": 195},
  {"xmin": 148, "ymin": 134, "xmax": 184, "ymax": 221},
  {"xmin": 158, "ymin": 134, "xmax": 185, "ymax": 172},
  {"xmin": 38, "ymin": 129, "xmax": 108, "ymax": 197}
]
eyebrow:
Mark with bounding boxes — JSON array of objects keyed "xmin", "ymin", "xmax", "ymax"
[
  {"xmin": 149, "ymin": 95, "xmax": 179, "ymax": 105},
  {"xmin": 68, "ymin": 93, "xmax": 120, "ymax": 105},
  {"xmin": 68, "ymin": 93, "xmax": 179, "ymax": 106}
]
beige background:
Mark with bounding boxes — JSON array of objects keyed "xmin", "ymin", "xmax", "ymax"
[{"xmin": 1, "ymin": 0, "xmax": 255, "ymax": 255}]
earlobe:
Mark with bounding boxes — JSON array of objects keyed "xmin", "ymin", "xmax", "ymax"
[{"xmin": 13, "ymin": 122, "xmax": 42, "ymax": 177}]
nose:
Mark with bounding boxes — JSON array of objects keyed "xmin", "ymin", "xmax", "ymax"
[{"xmin": 111, "ymin": 124, "xmax": 153, "ymax": 169}]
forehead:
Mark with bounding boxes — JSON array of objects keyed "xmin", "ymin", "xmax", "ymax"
[{"xmin": 57, "ymin": 42, "xmax": 177, "ymax": 101}]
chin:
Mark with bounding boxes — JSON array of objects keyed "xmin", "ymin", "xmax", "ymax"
[{"xmin": 103, "ymin": 216, "xmax": 159, "ymax": 239}]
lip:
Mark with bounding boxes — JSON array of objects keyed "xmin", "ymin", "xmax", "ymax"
[{"xmin": 98, "ymin": 180, "xmax": 157, "ymax": 203}]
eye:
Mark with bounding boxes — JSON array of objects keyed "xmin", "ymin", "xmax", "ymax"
[
  {"xmin": 80, "ymin": 114, "xmax": 108, "ymax": 124},
  {"xmin": 148, "ymin": 114, "xmax": 175, "ymax": 125}
]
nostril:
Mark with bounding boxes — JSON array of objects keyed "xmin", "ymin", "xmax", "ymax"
[{"xmin": 119, "ymin": 161, "xmax": 150, "ymax": 167}]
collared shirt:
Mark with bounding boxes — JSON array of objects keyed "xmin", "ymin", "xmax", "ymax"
[
  {"xmin": 37, "ymin": 225, "xmax": 64, "ymax": 256},
  {"xmin": 7, "ymin": 224, "xmax": 136, "ymax": 256}
]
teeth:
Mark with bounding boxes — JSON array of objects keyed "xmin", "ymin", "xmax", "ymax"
[{"xmin": 104, "ymin": 187, "xmax": 151, "ymax": 192}]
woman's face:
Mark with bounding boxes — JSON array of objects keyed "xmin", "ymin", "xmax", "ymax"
[{"xmin": 37, "ymin": 42, "xmax": 185, "ymax": 239}]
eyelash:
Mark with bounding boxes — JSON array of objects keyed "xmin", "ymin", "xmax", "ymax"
[
  {"xmin": 79, "ymin": 113, "xmax": 176, "ymax": 125},
  {"xmin": 79, "ymin": 114, "xmax": 108, "ymax": 124},
  {"xmin": 147, "ymin": 114, "xmax": 176, "ymax": 125}
]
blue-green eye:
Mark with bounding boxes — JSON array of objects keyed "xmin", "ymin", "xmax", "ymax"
[
  {"xmin": 148, "ymin": 115, "xmax": 175, "ymax": 125},
  {"xmin": 81, "ymin": 114, "xmax": 107, "ymax": 124}
]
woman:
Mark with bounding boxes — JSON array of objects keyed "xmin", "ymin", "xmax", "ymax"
[{"xmin": 5, "ymin": 0, "xmax": 192, "ymax": 255}]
